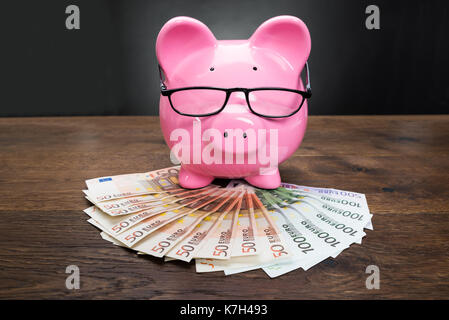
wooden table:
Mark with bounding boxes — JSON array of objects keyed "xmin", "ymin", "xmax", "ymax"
[{"xmin": 0, "ymin": 115, "xmax": 448, "ymax": 299}]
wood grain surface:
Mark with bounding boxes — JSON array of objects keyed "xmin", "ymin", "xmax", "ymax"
[{"xmin": 0, "ymin": 115, "xmax": 448, "ymax": 299}]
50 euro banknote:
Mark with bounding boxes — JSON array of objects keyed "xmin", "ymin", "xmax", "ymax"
[
  {"xmin": 83, "ymin": 187, "xmax": 221, "ymax": 237},
  {"xmin": 83, "ymin": 186, "xmax": 217, "ymax": 216},
  {"xmin": 85, "ymin": 189, "xmax": 233, "ymax": 255},
  {"xmin": 85, "ymin": 166, "xmax": 181, "ymax": 202},
  {"xmin": 164, "ymin": 190, "xmax": 244, "ymax": 262},
  {"xmin": 196, "ymin": 189, "xmax": 294, "ymax": 274}
]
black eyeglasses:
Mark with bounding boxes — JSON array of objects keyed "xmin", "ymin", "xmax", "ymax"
[{"xmin": 159, "ymin": 62, "xmax": 311, "ymax": 118}]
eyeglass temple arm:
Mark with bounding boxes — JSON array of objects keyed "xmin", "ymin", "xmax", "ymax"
[
  {"xmin": 304, "ymin": 61, "xmax": 312, "ymax": 97},
  {"xmin": 159, "ymin": 65, "xmax": 167, "ymax": 90}
]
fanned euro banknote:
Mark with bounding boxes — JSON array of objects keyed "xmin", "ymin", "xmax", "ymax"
[{"xmin": 83, "ymin": 166, "xmax": 372, "ymax": 278}]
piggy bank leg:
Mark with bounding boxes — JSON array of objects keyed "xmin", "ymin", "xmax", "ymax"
[
  {"xmin": 244, "ymin": 167, "xmax": 281, "ymax": 189},
  {"xmin": 178, "ymin": 166, "xmax": 214, "ymax": 189}
]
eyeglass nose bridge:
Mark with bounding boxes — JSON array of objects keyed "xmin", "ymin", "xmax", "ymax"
[{"xmin": 223, "ymin": 88, "xmax": 252, "ymax": 110}]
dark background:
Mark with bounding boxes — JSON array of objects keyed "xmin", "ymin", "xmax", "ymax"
[{"xmin": 1, "ymin": 0, "xmax": 448, "ymax": 116}]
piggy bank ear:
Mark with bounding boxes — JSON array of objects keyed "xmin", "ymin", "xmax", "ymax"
[
  {"xmin": 156, "ymin": 17, "xmax": 216, "ymax": 78},
  {"xmin": 249, "ymin": 16, "xmax": 311, "ymax": 72}
]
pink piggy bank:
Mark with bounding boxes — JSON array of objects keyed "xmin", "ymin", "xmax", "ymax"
[{"xmin": 156, "ymin": 15, "xmax": 311, "ymax": 189}]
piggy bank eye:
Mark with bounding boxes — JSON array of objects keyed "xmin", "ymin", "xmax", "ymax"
[
  {"xmin": 209, "ymin": 67, "xmax": 215, "ymax": 71},
  {"xmin": 253, "ymin": 66, "xmax": 258, "ymax": 71}
]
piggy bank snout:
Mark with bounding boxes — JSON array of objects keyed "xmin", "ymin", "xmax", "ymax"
[{"xmin": 208, "ymin": 110, "xmax": 266, "ymax": 155}]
